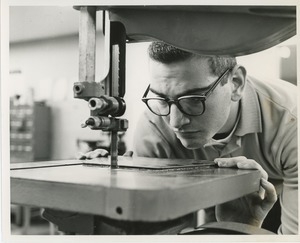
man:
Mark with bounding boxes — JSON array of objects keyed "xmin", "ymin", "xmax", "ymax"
[{"xmin": 84, "ymin": 41, "xmax": 297, "ymax": 234}]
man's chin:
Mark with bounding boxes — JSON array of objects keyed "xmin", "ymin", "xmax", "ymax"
[{"xmin": 178, "ymin": 137, "xmax": 207, "ymax": 149}]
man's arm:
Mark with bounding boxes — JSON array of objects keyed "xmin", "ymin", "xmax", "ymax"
[{"xmin": 276, "ymin": 123, "xmax": 298, "ymax": 234}]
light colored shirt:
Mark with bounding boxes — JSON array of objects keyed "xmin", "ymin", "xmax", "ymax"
[{"xmin": 133, "ymin": 76, "xmax": 298, "ymax": 234}]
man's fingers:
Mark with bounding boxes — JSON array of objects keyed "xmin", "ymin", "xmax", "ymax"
[
  {"xmin": 236, "ymin": 161, "xmax": 268, "ymax": 180},
  {"xmin": 123, "ymin": 151, "xmax": 133, "ymax": 157},
  {"xmin": 214, "ymin": 156, "xmax": 247, "ymax": 167},
  {"xmin": 92, "ymin": 149, "xmax": 109, "ymax": 158},
  {"xmin": 78, "ymin": 149, "xmax": 134, "ymax": 160},
  {"xmin": 80, "ymin": 149, "xmax": 109, "ymax": 159},
  {"xmin": 214, "ymin": 157, "xmax": 268, "ymax": 180},
  {"xmin": 260, "ymin": 178, "xmax": 277, "ymax": 207},
  {"xmin": 79, "ymin": 150, "xmax": 133, "ymax": 160}
]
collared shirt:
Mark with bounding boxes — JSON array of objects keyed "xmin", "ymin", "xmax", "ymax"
[
  {"xmin": 133, "ymin": 76, "xmax": 298, "ymax": 234},
  {"xmin": 203, "ymin": 106, "xmax": 241, "ymax": 153}
]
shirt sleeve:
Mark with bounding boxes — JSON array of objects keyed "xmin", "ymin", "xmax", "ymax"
[
  {"xmin": 276, "ymin": 117, "xmax": 298, "ymax": 234},
  {"xmin": 253, "ymin": 77, "xmax": 298, "ymax": 234}
]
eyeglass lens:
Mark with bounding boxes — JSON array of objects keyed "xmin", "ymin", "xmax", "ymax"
[
  {"xmin": 179, "ymin": 97, "xmax": 205, "ymax": 115},
  {"xmin": 146, "ymin": 97, "xmax": 205, "ymax": 116}
]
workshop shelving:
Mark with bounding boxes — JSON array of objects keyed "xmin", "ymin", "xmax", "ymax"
[{"xmin": 10, "ymin": 99, "xmax": 51, "ymax": 163}]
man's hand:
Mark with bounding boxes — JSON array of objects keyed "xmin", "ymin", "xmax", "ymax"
[
  {"xmin": 214, "ymin": 156, "xmax": 277, "ymax": 227},
  {"xmin": 77, "ymin": 149, "xmax": 109, "ymax": 159},
  {"xmin": 77, "ymin": 149, "xmax": 133, "ymax": 159}
]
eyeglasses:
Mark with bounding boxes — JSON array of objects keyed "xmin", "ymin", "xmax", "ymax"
[{"xmin": 142, "ymin": 68, "xmax": 231, "ymax": 116}]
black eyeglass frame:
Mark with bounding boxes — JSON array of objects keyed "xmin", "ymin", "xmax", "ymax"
[{"xmin": 142, "ymin": 68, "xmax": 232, "ymax": 116}]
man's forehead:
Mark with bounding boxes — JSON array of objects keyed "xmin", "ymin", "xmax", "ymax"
[
  {"xmin": 148, "ymin": 58, "xmax": 217, "ymax": 96},
  {"xmin": 149, "ymin": 80, "xmax": 215, "ymax": 98}
]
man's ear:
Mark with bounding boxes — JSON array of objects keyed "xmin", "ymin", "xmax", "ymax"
[{"xmin": 230, "ymin": 66, "xmax": 246, "ymax": 102}]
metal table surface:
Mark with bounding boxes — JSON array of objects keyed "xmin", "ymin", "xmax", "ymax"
[{"xmin": 11, "ymin": 156, "xmax": 260, "ymax": 222}]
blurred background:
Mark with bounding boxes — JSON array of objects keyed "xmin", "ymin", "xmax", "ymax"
[{"xmin": 8, "ymin": 6, "xmax": 297, "ymax": 235}]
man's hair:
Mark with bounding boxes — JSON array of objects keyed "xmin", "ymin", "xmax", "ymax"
[{"xmin": 148, "ymin": 41, "xmax": 237, "ymax": 83}]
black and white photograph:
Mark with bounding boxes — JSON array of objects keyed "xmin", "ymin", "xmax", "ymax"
[{"xmin": 1, "ymin": 0, "xmax": 299, "ymax": 242}]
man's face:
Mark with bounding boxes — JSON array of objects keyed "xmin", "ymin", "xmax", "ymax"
[{"xmin": 148, "ymin": 57, "xmax": 234, "ymax": 149}]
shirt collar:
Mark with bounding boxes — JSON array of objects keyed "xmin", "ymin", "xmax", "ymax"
[
  {"xmin": 235, "ymin": 77, "xmax": 262, "ymax": 136},
  {"xmin": 204, "ymin": 110, "xmax": 241, "ymax": 148}
]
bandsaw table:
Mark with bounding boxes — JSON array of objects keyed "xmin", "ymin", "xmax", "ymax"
[{"xmin": 11, "ymin": 157, "xmax": 260, "ymax": 234}]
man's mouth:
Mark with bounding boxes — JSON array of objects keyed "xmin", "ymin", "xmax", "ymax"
[
  {"xmin": 174, "ymin": 129, "xmax": 201, "ymax": 134},
  {"xmin": 174, "ymin": 130, "xmax": 202, "ymax": 138}
]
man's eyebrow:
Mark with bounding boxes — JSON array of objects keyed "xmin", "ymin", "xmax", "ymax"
[{"xmin": 149, "ymin": 86, "xmax": 211, "ymax": 98}]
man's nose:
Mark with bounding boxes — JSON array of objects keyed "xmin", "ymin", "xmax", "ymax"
[{"xmin": 169, "ymin": 104, "xmax": 190, "ymax": 129}]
